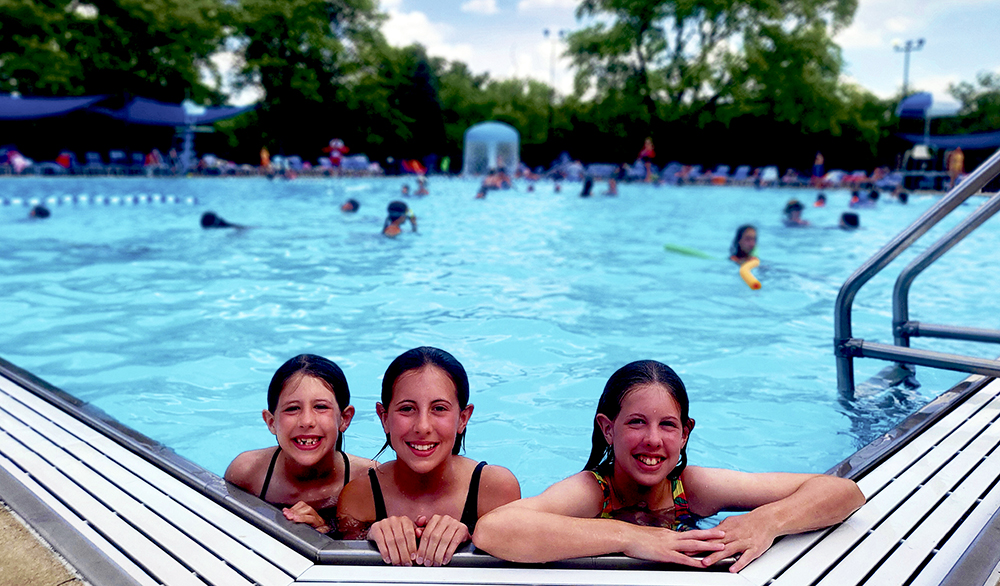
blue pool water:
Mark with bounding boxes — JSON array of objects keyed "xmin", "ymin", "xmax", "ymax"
[{"xmin": 2, "ymin": 176, "xmax": 998, "ymax": 498}]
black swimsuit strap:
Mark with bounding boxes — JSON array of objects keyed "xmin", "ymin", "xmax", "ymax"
[
  {"xmin": 370, "ymin": 467, "xmax": 388, "ymax": 521},
  {"xmin": 259, "ymin": 447, "xmax": 281, "ymax": 500},
  {"xmin": 341, "ymin": 451, "xmax": 351, "ymax": 488},
  {"xmin": 461, "ymin": 461, "xmax": 488, "ymax": 533}
]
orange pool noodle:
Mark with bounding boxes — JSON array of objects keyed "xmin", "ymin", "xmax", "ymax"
[{"xmin": 740, "ymin": 258, "xmax": 761, "ymax": 290}]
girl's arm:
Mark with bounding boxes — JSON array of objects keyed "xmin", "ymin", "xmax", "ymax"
[
  {"xmin": 337, "ymin": 472, "xmax": 422, "ymax": 566},
  {"xmin": 472, "ymin": 471, "xmax": 724, "ymax": 564},
  {"xmin": 683, "ymin": 466, "xmax": 865, "ymax": 572}
]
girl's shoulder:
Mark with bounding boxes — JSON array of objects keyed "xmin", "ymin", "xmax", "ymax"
[
  {"xmin": 345, "ymin": 453, "xmax": 376, "ymax": 477},
  {"xmin": 224, "ymin": 447, "xmax": 278, "ymax": 491}
]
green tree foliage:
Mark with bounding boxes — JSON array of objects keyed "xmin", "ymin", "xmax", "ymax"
[
  {"xmin": 944, "ymin": 72, "xmax": 1000, "ymax": 134},
  {"xmin": 0, "ymin": 0, "xmax": 226, "ymax": 101},
  {"xmin": 567, "ymin": 0, "xmax": 857, "ymax": 130},
  {"xmin": 227, "ymin": 0, "xmax": 383, "ymax": 153}
]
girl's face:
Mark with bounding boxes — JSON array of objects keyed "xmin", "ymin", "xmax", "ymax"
[
  {"xmin": 377, "ymin": 365, "xmax": 473, "ymax": 475},
  {"xmin": 738, "ymin": 228, "xmax": 757, "ymax": 255},
  {"xmin": 596, "ymin": 383, "xmax": 691, "ymax": 487},
  {"xmin": 263, "ymin": 374, "xmax": 353, "ymax": 467}
]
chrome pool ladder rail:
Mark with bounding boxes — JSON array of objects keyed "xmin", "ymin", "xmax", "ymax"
[{"xmin": 835, "ymin": 147, "xmax": 1000, "ymax": 400}]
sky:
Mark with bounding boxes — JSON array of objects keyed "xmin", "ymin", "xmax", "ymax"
[{"xmin": 376, "ymin": 0, "xmax": 1000, "ymax": 106}]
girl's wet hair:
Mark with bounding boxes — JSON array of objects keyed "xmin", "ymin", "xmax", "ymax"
[
  {"xmin": 267, "ymin": 354, "xmax": 350, "ymax": 451},
  {"xmin": 376, "ymin": 346, "xmax": 471, "ymax": 459},
  {"xmin": 584, "ymin": 360, "xmax": 692, "ymax": 480},
  {"xmin": 730, "ymin": 224, "xmax": 756, "ymax": 260}
]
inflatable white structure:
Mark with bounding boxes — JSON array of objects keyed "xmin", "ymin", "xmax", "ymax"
[{"xmin": 462, "ymin": 121, "xmax": 519, "ymax": 176}]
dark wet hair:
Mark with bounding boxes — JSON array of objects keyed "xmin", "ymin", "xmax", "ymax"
[
  {"xmin": 730, "ymin": 224, "xmax": 756, "ymax": 260},
  {"xmin": 267, "ymin": 354, "xmax": 350, "ymax": 451},
  {"xmin": 30, "ymin": 205, "xmax": 50, "ymax": 218},
  {"xmin": 783, "ymin": 199, "xmax": 804, "ymax": 216},
  {"xmin": 201, "ymin": 211, "xmax": 233, "ymax": 228},
  {"xmin": 343, "ymin": 198, "xmax": 359, "ymax": 212},
  {"xmin": 868, "ymin": 190, "xmax": 879, "ymax": 201},
  {"xmin": 816, "ymin": 193, "xmax": 826, "ymax": 202},
  {"xmin": 376, "ymin": 346, "xmax": 470, "ymax": 459},
  {"xmin": 840, "ymin": 212, "xmax": 860, "ymax": 229},
  {"xmin": 898, "ymin": 191, "xmax": 909, "ymax": 204},
  {"xmin": 584, "ymin": 360, "xmax": 692, "ymax": 480}
]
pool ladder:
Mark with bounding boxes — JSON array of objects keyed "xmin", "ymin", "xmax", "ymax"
[{"xmin": 835, "ymin": 147, "xmax": 1000, "ymax": 400}]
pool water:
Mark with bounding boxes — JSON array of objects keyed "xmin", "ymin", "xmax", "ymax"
[{"xmin": 2, "ymin": 176, "xmax": 998, "ymax": 498}]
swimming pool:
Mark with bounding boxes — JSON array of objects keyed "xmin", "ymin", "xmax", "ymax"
[{"xmin": 2, "ymin": 176, "xmax": 998, "ymax": 498}]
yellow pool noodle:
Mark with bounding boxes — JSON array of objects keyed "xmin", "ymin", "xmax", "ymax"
[{"xmin": 740, "ymin": 258, "xmax": 762, "ymax": 290}]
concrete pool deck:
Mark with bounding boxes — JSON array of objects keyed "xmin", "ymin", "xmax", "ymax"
[{"xmin": 3, "ymin": 358, "xmax": 1000, "ymax": 586}]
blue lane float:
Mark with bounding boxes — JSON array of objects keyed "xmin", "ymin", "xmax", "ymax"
[{"xmin": 1, "ymin": 194, "xmax": 198, "ymax": 206}]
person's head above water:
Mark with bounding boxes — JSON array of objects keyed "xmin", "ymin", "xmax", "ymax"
[
  {"xmin": 341, "ymin": 198, "xmax": 359, "ymax": 213},
  {"xmin": 784, "ymin": 199, "xmax": 804, "ymax": 217},
  {"xmin": 585, "ymin": 360, "xmax": 693, "ymax": 480},
  {"xmin": 839, "ymin": 212, "xmax": 860, "ymax": 230},
  {"xmin": 201, "ymin": 211, "xmax": 236, "ymax": 229},
  {"xmin": 376, "ymin": 346, "xmax": 471, "ymax": 458},
  {"xmin": 29, "ymin": 204, "xmax": 50, "ymax": 219},
  {"xmin": 730, "ymin": 224, "xmax": 757, "ymax": 260},
  {"xmin": 266, "ymin": 353, "xmax": 352, "ymax": 451}
]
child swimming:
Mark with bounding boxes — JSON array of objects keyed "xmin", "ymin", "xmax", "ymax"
[
  {"xmin": 337, "ymin": 346, "xmax": 520, "ymax": 566},
  {"xmin": 225, "ymin": 354, "xmax": 373, "ymax": 534},
  {"xmin": 729, "ymin": 224, "xmax": 758, "ymax": 265},
  {"xmin": 473, "ymin": 360, "xmax": 864, "ymax": 572}
]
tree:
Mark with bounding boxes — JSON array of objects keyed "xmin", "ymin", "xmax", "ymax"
[
  {"xmin": 0, "ymin": 0, "xmax": 226, "ymax": 101},
  {"xmin": 566, "ymin": 0, "xmax": 857, "ymax": 129},
  {"xmin": 228, "ymin": 0, "xmax": 383, "ymax": 153},
  {"xmin": 945, "ymin": 72, "xmax": 1000, "ymax": 134}
]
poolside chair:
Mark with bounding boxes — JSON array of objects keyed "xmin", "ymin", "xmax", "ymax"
[
  {"xmin": 731, "ymin": 165, "xmax": 751, "ymax": 185},
  {"xmin": 108, "ymin": 150, "xmax": 128, "ymax": 175},
  {"xmin": 759, "ymin": 165, "xmax": 779, "ymax": 186},
  {"xmin": 708, "ymin": 164, "xmax": 730, "ymax": 185},
  {"xmin": 585, "ymin": 163, "xmax": 617, "ymax": 179},
  {"xmin": 83, "ymin": 152, "xmax": 106, "ymax": 175},
  {"xmin": 287, "ymin": 155, "xmax": 303, "ymax": 171}
]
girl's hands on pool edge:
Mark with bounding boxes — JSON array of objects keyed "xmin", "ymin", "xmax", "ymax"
[
  {"xmin": 622, "ymin": 525, "xmax": 726, "ymax": 566},
  {"xmin": 283, "ymin": 501, "xmax": 330, "ymax": 534},
  {"xmin": 700, "ymin": 512, "xmax": 777, "ymax": 572},
  {"xmin": 414, "ymin": 514, "xmax": 470, "ymax": 566},
  {"xmin": 368, "ymin": 516, "xmax": 419, "ymax": 565}
]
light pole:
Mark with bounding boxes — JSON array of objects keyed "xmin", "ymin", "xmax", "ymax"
[
  {"xmin": 543, "ymin": 28, "xmax": 567, "ymax": 144},
  {"xmin": 893, "ymin": 38, "xmax": 925, "ymax": 97}
]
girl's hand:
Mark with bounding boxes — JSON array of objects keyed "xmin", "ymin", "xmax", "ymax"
[
  {"xmin": 701, "ymin": 513, "xmax": 776, "ymax": 572},
  {"xmin": 283, "ymin": 501, "xmax": 330, "ymax": 534},
  {"xmin": 368, "ymin": 516, "xmax": 419, "ymax": 565},
  {"xmin": 623, "ymin": 526, "xmax": 726, "ymax": 566},
  {"xmin": 413, "ymin": 514, "xmax": 470, "ymax": 566}
]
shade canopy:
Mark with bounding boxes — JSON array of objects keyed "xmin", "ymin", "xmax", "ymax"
[
  {"xmin": 0, "ymin": 94, "xmax": 107, "ymax": 120},
  {"xmin": 896, "ymin": 92, "xmax": 961, "ymax": 119},
  {"xmin": 93, "ymin": 97, "xmax": 255, "ymax": 126},
  {"xmin": 898, "ymin": 130, "xmax": 1000, "ymax": 149}
]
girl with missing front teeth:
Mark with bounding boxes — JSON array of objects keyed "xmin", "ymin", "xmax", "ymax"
[
  {"xmin": 225, "ymin": 354, "xmax": 373, "ymax": 534},
  {"xmin": 337, "ymin": 346, "xmax": 520, "ymax": 566},
  {"xmin": 473, "ymin": 360, "xmax": 864, "ymax": 573}
]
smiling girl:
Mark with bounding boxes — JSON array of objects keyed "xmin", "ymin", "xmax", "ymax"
[
  {"xmin": 337, "ymin": 346, "xmax": 520, "ymax": 566},
  {"xmin": 225, "ymin": 354, "xmax": 373, "ymax": 534},
  {"xmin": 473, "ymin": 360, "xmax": 864, "ymax": 573}
]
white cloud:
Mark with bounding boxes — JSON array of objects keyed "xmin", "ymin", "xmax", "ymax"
[
  {"xmin": 461, "ymin": 0, "xmax": 499, "ymax": 15},
  {"xmin": 380, "ymin": 6, "xmax": 474, "ymax": 62},
  {"xmin": 517, "ymin": 0, "xmax": 577, "ymax": 12}
]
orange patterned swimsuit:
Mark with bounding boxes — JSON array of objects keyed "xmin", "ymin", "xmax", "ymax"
[{"xmin": 590, "ymin": 470, "xmax": 698, "ymax": 531}]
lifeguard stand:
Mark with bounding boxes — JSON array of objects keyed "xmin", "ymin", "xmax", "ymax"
[{"xmin": 462, "ymin": 121, "xmax": 519, "ymax": 176}]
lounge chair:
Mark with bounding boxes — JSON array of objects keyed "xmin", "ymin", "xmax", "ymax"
[
  {"xmin": 759, "ymin": 165, "xmax": 779, "ymax": 186},
  {"xmin": 84, "ymin": 152, "xmax": 105, "ymax": 175},
  {"xmin": 708, "ymin": 164, "xmax": 730, "ymax": 185},
  {"xmin": 731, "ymin": 165, "xmax": 751, "ymax": 184}
]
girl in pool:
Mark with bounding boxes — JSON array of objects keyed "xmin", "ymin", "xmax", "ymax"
[
  {"xmin": 337, "ymin": 346, "xmax": 520, "ymax": 566},
  {"xmin": 729, "ymin": 224, "xmax": 758, "ymax": 265},
  {"xmin": 225, "ymin": 354, "xmax": 373, "ymax": 534},
  {"xmin": 473, "ymin": 360, "xmax": 864, "ymax": 572}
]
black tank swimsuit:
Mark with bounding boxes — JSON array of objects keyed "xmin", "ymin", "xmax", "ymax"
[
  {"xmin": 369, "ymin": 460, "xmax": 487, "ymax": 533},
  {"xmin": 258, "ymin": 447, "xmax": 351, "ymax": 507}
]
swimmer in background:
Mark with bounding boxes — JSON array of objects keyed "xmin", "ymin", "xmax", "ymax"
[
  {"xmin": 839, "ymin": 212, "xmax": 860, "ymax": 230},
  {"xmin": 29, "ymin": 204, "xmax": 51, "ymax": 219},
  {"xmin": 416, "ymin": 177, "xmax": 429, "ymax": 196},
  {"xmin": 200, "ymin": 211, "xmax": 246, "ymax": 229},
  {"xmin": 729, "ymin": 225, "xmax": 758, "ymax": 265},
  {"xmin": 383, "ymin": 201, "xmax": 417, "ymax": 237},
  {"xmin": 341, "ymin": 199, "xmax": 360, "ymax": 213},
  {"xmin": 581, "ymin": 176, "xmax": 594, "ymax": 197},
  {"xmin": 814, "ymin": 193, "xmax": 826, "ymax": 207},
  {"xmin": 401, "ymin": 184, "xmax": 411, "ymax": 197},
  {"xmin": 782, "ymin": 199, "xmax": 809, "ymax": 227},
  {"xmin": 605, "ymin": 178, "xmax": 618, "ymax": 196},
  {"xmin": 475, "ymin": 186, "xmax": 487, "ymax": 199},
  {"xmin": 639, "ymin": 137, "xmax": 656, "ymax": 182},
  {"xmin": 225, "ymin": 354, "xmax": 374, "ymax": 535}
]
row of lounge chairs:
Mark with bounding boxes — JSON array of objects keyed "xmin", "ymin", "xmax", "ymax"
[{"xmin": 580, "ymin": 160, "xmax": 905, "ymax": 190}]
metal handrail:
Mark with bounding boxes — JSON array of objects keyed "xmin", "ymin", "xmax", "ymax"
[{"xmin": 835, "ymin": 148, "xmax": 1000, "ymax": 399}]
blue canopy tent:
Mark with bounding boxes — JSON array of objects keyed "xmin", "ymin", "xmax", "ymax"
[
  {"xmin": 462, "ymin": 121, "xmax": 519, "ymax": 176},
  {"xmin": 0, "ymin": 94, "xmax": 107, "ymax": 120},
  {"xmin": 896, "ymin": 91, "xmax": 1000, "ymax": 150},
  {"xmin": 92, "ymin": 97, "xmax": 256, "ymax": 170}
]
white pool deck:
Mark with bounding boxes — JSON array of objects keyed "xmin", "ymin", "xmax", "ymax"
[{"xmin": 2, "ymin": 361, "xmax": 1000, "ymax": 586}]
